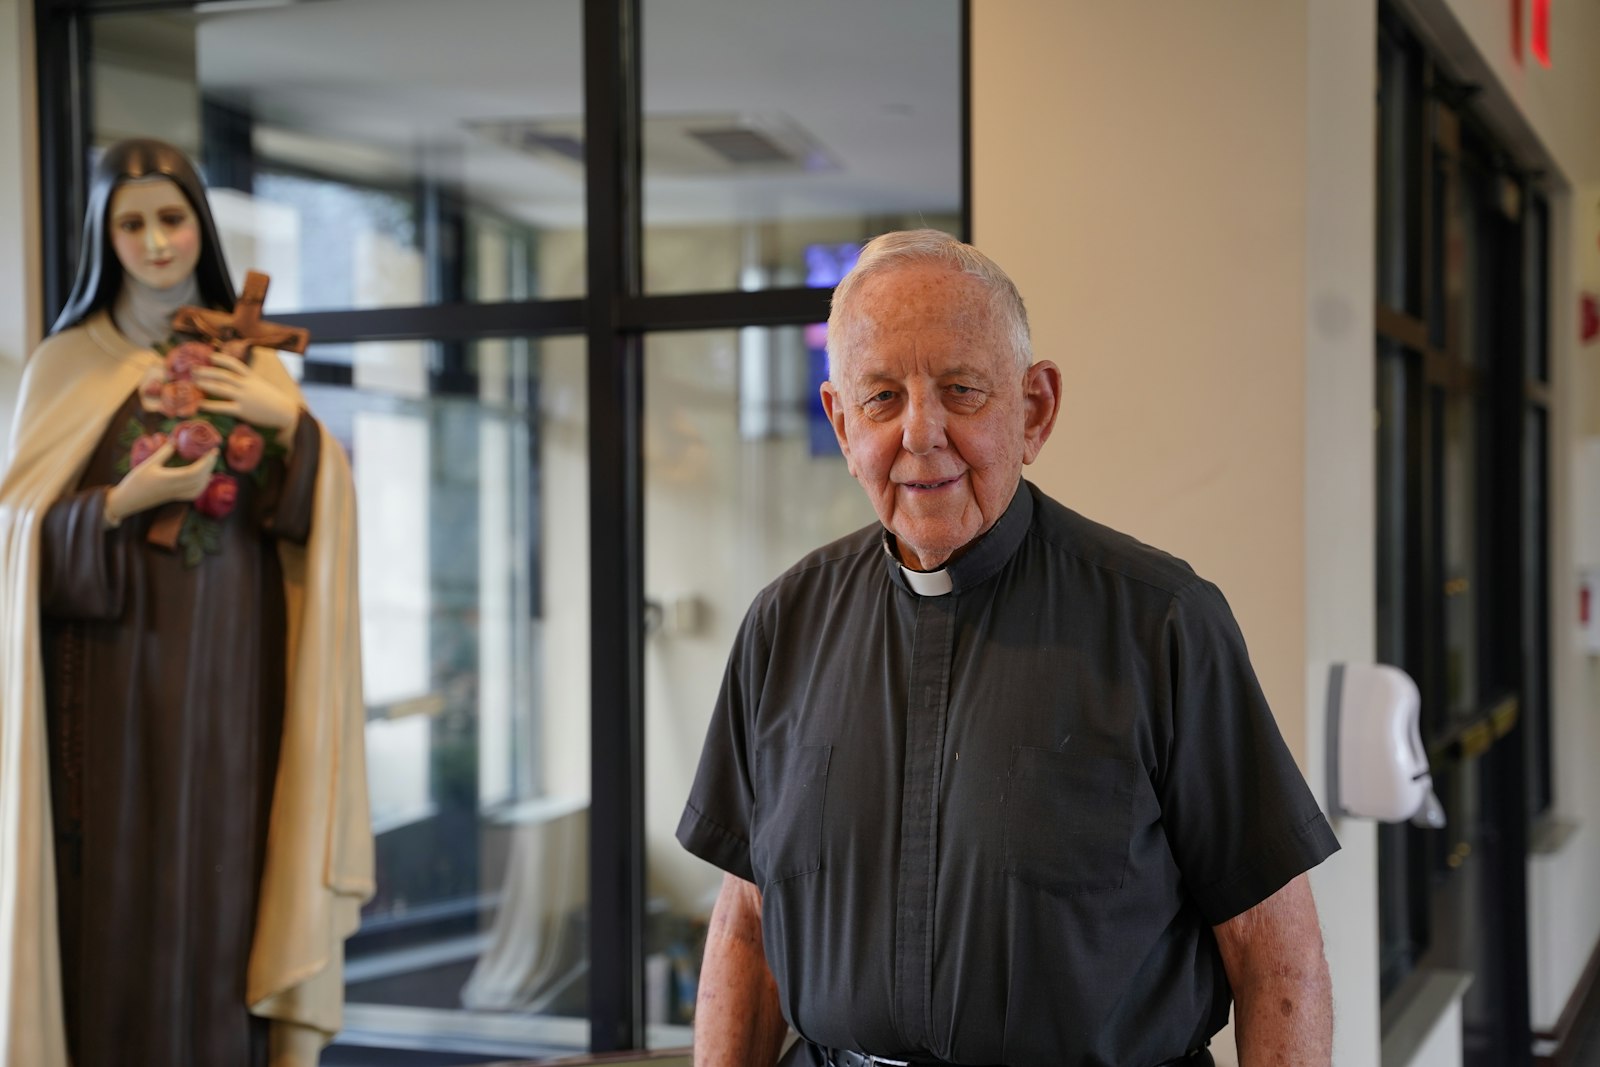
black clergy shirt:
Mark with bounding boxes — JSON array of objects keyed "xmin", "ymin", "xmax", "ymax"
[{"xmin": 678, "ymin": 481, "xmax": 1340, "ymax": 1067}]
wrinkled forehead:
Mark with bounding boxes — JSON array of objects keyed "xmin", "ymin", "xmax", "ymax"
[{"xmin": 834, "ymin": 265, "xmax": 1010, "ymax": 374}]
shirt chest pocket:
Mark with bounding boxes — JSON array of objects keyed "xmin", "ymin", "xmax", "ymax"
[
  {"xmin": 751, "ymin": 743, "xmax": 832, "ymax": 886},
  {"xmin": 1003, "ymin": 746, "xmax": 1137, "ymax": 894}
]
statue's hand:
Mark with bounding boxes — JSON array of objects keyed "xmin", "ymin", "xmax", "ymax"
[
  {"xmin": 193, "ymin": 351, "xmax": 299, "ymax": 441},
  {"xmin": 104, "ymin": 440, "xmax": 219, "ymax": 527}
]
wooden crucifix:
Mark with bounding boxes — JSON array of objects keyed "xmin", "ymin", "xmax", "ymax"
[
  {"xmin": 148, "ymin": 270, "xmax": 310, "ymax": 551},
  {"xmin": 171, "ymin": 270, "xmax": 309, "ymax": 358}
]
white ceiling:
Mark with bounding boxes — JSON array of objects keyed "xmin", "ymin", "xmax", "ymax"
[{"xmin": 156, "ymin": 0, "xmax": 964, "ymax": 228}]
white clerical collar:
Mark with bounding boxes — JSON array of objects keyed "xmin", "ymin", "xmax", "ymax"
[{"xmin": 900, "ymin": 565, "xmax": 954, "ymax": 597}]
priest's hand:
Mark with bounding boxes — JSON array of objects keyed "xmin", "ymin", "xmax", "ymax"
[
  {"xmin": 193, "ymin": 351, "xmax": 300, "ymax": 443},
  {"xmin": 104, "ymin": 441, "xmax": 219, "ymax": 528}
]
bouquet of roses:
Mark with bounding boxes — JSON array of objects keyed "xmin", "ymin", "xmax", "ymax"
[{"xmin": 114, "ymin": 339, "xmax": 286, "ymax": 566}]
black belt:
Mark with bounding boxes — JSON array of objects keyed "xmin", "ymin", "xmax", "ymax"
[{"xmin": 811, "ymin": 1046, "xmax": 1213, "ymax": 1067}]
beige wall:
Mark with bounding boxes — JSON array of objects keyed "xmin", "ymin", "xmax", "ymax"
[
  {"xmin": 0, "ymin": 0, "xmax": 39, "ymax": 459},
  {"xmin": 974, "ymin": 1, "xmax": 1310, "ymax": 757},
  {"xmin": 975, "ymin": 1, "xmax": 1385, "ymax": 1063},
  {"xmin": 978, "ymin": 0, "xmax": 1600, "ymax": 1061}
]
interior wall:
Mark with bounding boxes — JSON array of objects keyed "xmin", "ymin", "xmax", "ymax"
[
  {"xmin": 972, "ymin": 0, "xmax": 1309, "ymax": 757},
  {"xmin": 1533, "ymin": 181, "xmax": 1600, "ymax": 1031},
  {"xmin": 1304, "ymin": 1, "xmax": 1382, "ymax": 1062},
  {"xmin": 0, "ymin": 0, "xmax": 39, "ymax": 460},
  {"xmin": 972, "ymin": 2, "xmax": 1384, "ymax": 1064},
  {"xmin": 1404, "ymin": 0, "xmax": 1600, "ymax": 186}
]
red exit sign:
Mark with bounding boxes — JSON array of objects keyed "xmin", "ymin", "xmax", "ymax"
[{"xmin": 1514, "ymin": 0, "xmax": 1553, "ymax": 68}]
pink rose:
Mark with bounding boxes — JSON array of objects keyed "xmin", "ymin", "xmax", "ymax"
[
  {"xmin": 130, "ymin": 432, "xmax": 167, "ymax": 469},
  {"xmin": 226, "ymin": 424, "xmax": 265, "ymax": 473},
  {"xmin": 194, "ymin": 473, "xmax": 238, "ymax": 520},
  {"xmin": 160, "ymin": 380, "xmax": 204, "ymax": 419},
  {"xmin": 139, "ymin": 368, "xmax": 165, "ymax": 403},
  {"xmin": 171, "ymin": 419, "xmax": 222, "ymax": 462},
  {"xmin": 165, "ymin": 342, "xmax": 214, "ymax": 381}
]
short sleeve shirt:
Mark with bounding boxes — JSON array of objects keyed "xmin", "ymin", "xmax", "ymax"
[{"xmin": 677, "ymin": 482, "xmax": 1340, "ymax": 1067}]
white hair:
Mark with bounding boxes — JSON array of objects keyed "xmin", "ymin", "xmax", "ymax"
[{"xmin": 826, "ymin": 229, "xmax": 1033, "ymax": 380}]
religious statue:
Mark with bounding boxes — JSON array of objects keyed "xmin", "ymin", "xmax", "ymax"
[{"xmin": 0, "ymin": 138, "xmax": 373, "ymax": 1067}]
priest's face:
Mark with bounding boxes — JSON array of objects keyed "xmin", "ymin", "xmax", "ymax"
[
  {"xmin": 108, "ymin": 177, "xmax": 202, "ymax": 291},
  {"xmin": 821, "ymin": 262, "xmax": 1060, "ymax": 571}
]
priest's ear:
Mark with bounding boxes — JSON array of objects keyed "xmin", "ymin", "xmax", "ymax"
[
  {"xmin": 1021, "ymin": 360, "xmax": 1061, "ymax": 465},
  {"xmin": 819, "ymin": 380, "xmax": 858, "ymax": 479}
]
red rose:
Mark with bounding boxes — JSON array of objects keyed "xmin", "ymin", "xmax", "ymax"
[
  {"xmin": 171, "ymin": 419, "xmax": 222, "ymax": 461},
  {"xmin": 225, "ymin": 424, "xmax": 265, "ymax": 473},
  {"xmin": 194, "ymin": 473, "xmax": 238, "ymax": 519},
  {"xmin": 139, "ymin": 368, "xmax": 165, "ymax": 403},
  {"xmin": 165, "ymin": 342, "xmax": 214, "ymax": 381},
  {"xmin": 160, "ymin": 380, "xmax": 204, "ymax": 419},
  {"xmin": 130, "ymin": 432, "xmax": 167, "ymax": 469}
]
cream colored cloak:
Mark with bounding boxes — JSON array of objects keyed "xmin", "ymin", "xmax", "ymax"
[{"xmin": 0, "ymin": 310, "xmax": 374, "ymax": 1066}]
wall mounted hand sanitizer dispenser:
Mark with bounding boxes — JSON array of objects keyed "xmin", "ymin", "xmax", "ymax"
[{"xmin": 1326, "ymin": 663, "xmax": 1444, "ymax": 827}]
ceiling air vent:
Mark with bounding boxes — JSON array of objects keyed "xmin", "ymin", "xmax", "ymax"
[
  {"xmin": 468, "ymin": 113, "xmax": 837, "ymax": 176},
  {"xmin": 686, "ymin": 126, "xmax": 793, "ymax": 166}
]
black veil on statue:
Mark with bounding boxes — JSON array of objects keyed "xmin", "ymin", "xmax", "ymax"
[{"xmin": 50, "ymin": 138, "xmax": 238, "ymax": 336}]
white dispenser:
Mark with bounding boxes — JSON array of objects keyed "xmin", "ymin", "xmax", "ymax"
[{"xmin": 1325, "ymin": 663, "xmax": 1444, "ymax": 827}]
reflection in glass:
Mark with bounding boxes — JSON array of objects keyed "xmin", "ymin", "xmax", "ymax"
[
  {"xmin": 1440, "ymin": 389, "xmax": 1477, "ymax": 717},
  {"xmin": 641, "ymin": 0, "xmax": 962, "ymax": 293},
  {"xmin": 642, "ymin": 327, "xmax": 877, "ymax": 1039},
  {"xmin": 88, "ymin": 0, "xmax": 587, "ymax": 315},
  {"xmin": 1376, "ymin": 25, "xmax": 1421, "ymax": 315},
  {"xmin": 299, "ymin": 336, "xmax": 593, "ymax": 1058},
  {"xmin": 1375, "ymin": 341, "xmax": 1411, "ymax": 668},
  {"xmin": 1523, "ymin": 407, "xmax": 1550, "ymax": 816}
]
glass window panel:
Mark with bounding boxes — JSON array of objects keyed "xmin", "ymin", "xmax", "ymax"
[
  {"xmin": 642, "ymin": 326, "xmax": 877, "ymax": 1041},
  {"xmin": 641, "ymin": 0, "xmax": 962, "ymax": 294},
  {"xmin": 1523, "ymin": 407, "xmax": 1551, "ymax": 817},
  {"xmin": 87, "ymin": 0, "xmax": 586, "ymax": 314},
  {"xmin": 297, "ymin": 335, "xmax": 593, "ymax": 1061},
  {"xmin": 1528, "ymin": 196, "xmax": 1550, "ymax": 383},
  {"xmin": 1376, "ymin": 23, "xmax": 1422, "ymax": 315},
  {"xmin": 1440, "ymin": 389, "xmax": 1478, "ymax": 719},
  {"xmin": 1376, "ymin": 340, "xmax": 1413, "ymax": 669}
]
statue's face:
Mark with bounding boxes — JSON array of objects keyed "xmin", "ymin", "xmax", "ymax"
[{"xmin": 108, "ymin": 177, "xmax": 201, "ymax": 291}]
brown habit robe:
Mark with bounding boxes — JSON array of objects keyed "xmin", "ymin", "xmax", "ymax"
[
  {"xmin": 0, "ymin": 309, "xmax": 372, "ymax": 1067},
  {"xmin": 41, "ymin": 391, "xmax": 321, "ymax": 1067}
]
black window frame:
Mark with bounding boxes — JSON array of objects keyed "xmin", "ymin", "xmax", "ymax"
[
  {"xmin": 1373, "ymin": 7, "xmax": 1550, "ymax": 1060},
  {"xmin": 31, "ymin": 0, "xmax": 973, "ymax": 1054}
]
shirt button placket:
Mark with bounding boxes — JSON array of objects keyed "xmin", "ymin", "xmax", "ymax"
[{"xmin": 892, "ymin": 593, "xmax": 955, "ymax": 1051}]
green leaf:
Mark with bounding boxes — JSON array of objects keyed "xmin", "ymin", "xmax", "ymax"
[
  {"xmin": 116, "ymin": 418, "xmax": 145, "ymax": 450},
  {"xmin": 184, "ymin": 541, "xmax": 204, "ymax": 567},
  {"xmin": 197, "ymin": 518, "xmax": 222, "ymax": 552},
  {"xmin": 113, "ymin": 457, "xmax": 130, "ymax": 478}
]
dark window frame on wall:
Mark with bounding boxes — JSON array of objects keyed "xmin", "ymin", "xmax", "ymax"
[
  {"xmin": 33, "ymin": 0, "xmax": 972, "ymax": 1056},
  {"xmin": 1374, "ymin": 6, "xmax": 1549, "ymax": 1064}
]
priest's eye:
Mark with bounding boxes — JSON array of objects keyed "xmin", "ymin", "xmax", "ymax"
[
  {"xmin": 949, "ymin": 384, "xmax": 972, "ymax": 394},
  {"xmin": 868, "ymin": 390, "xmax": 896, "ymax": 404}
]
